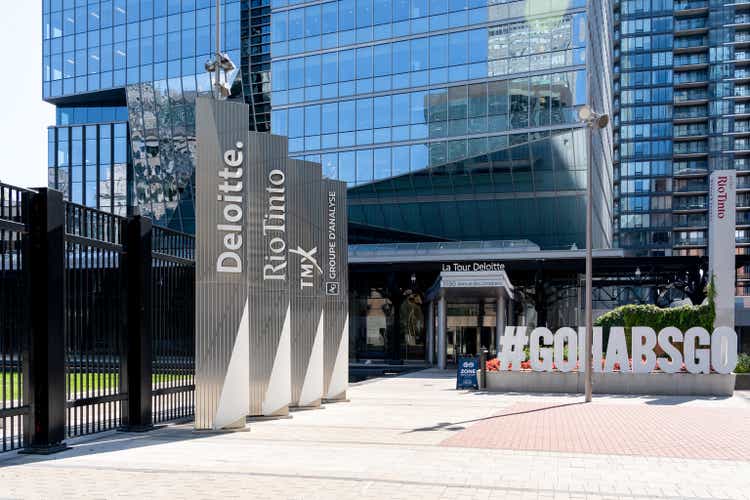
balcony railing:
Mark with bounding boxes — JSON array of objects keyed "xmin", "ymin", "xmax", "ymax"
[
  {"xmin": 675, "ymin": 90, "xmax": 708, "ymax": 102},
  {"xmin": 674, "ymin": 0, "xmax": 707, "ymax": 10},
  {"xmin": 674, "ymin": 72, "xmax": 709, "ymax": 84},
  {"xmin": 674, "ymin": 217, "xmax": 708, "ymax": 227},
  {"xmin": 674, "ymin": 201, "xmax": 708, "ymax": 210},
  {"xmin": 675, "ymin": 19, "xmax": 707, "ymax": 30},
  {"xmin": 674, "ymin": 181, "xmax": 709, "ymax": 192},
  {"xmin": 675, "ymin": 54, "xmax": 708, "ymax": 65},
  {"xmin": 675, "ymin": 126, "xmax": 708, "ymax": 136},
  {"xmin": 674, "ymin": 142, "xmax": 708, "ymax": 154},
  {"xmin": 674, "ymin": 161, "xmax": 708, "ymax": 174},
  {"xmin": 674, "ymin": 109, "xmax": 707, "ymax": 119},
  {"xmin": 674, "ymin": 37, "xmax": 708, "ymax": 49},
  {"xmin": 675, "ymin": 237, "xmax": 707, "ymax": 246}
]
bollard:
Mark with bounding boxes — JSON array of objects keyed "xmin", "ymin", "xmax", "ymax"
[{"xmin": 479, "ymin": 349, "xmax": 488, "ymax": 390}]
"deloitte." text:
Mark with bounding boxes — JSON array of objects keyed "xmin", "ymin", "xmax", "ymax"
[{"xmin": 216, "ymin": 142, "xmax": 245, "ymax": 273}]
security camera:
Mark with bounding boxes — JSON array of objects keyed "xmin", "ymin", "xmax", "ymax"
[{"xmin": 219, "ymin": 53, "xmax": 236, "ymax": 72}]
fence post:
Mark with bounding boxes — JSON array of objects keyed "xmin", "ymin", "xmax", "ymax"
[
  {"xmin": 21, "ymin": 188, "xmax": 69, "ymax": 454},
  {"xmin": 120, "ymin": 215, "xmax": 154, "ymax": 431}
]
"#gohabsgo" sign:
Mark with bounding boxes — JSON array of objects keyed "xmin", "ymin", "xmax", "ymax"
[{"xmin": 496, "ymin": 326, "xmax": 738, "ymax": 374}]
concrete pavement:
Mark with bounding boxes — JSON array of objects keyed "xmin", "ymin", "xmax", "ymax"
[{"xmin": 1, "ymin": 369, "xmax": 749, "ymax": 499}]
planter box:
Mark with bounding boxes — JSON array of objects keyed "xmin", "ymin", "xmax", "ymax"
[
  {"xmin": 736, "ymin": 373, "xmax": 750, "ymax": 390},
  {"xmin": 485, "ymin": 370, "xmax": 736, "ymax": 397}
]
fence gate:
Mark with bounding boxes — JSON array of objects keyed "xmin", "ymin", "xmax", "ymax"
[{"xmin": 64, "ymin": 203, "xmax": 127, "ymax": 437}]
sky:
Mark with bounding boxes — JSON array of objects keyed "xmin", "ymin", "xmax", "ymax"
[{"xmin": 0, "ymin": 3, "xmax": 55, "ymax": 188}]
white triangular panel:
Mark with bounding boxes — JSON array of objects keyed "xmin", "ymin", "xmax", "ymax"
[
  {"xmin": 327, "ymin": 314, "xmax": 349, "ymax": 399},
  {"xmin": 299, "ymin": 310, "xmax": 324, "ymax": 406},
  {"xmin": 214, "ymin": 300, "xmax": 250, "ymax": 429},
  {"xmin": 262, "ymin": 304, "xmax": 292, "ymax": 415}
]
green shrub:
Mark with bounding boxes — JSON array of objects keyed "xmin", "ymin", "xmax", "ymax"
[
  {"xmin": 594, "ymin": 277, "xmax": 716, "ymax": 354},
  {"xmin": 736, "ymin": 353, "xmax": 750, "ymax": 374}
]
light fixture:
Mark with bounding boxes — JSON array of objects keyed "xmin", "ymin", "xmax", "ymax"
[{"xmin": 635, "ymin": 267, "xmax": 642, "ymax": 280}]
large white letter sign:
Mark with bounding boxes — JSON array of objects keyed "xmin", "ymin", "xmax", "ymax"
[
  {"xmin": 554, "ymin": 327, "xmax": 577, "ymax": 373},
  {"xmin": 530, "ymin": 327, "xmax": 553, "ymax": 372},
  {"xmin": 684, "ymin": 327, "xmax": 711, "ymax": 374},
  {"xmin": 499, "ymin": 325, "xmax": 738, "ymax": 377},
  {"xmin": 605, "ymin": 327, "xmax": 630, "ymax": 372},
  {"xmin": 632, "ymin": 327, "xmax": 657, "ymax": 374},
  {"xmin": 656, "ymin": 327, "xmax": 683, "ymax": 374},
  {"xmin": 499, "ymin": 326, "xmax": 528, "ymax": 371},
  {"xmin": 711, "ymin": 326, "xmax": 738, "ymax": 374}
]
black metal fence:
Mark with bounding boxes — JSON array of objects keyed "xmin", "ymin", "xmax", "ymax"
[
  {"xmin": 151, "ymin": 226, "xmax": 195, "ymax": 424},
  {"xmin": 64, "ymin": 202, "xmax": 127, "ymax": 437},
  {"xmin": 0, "ymin": 183, "xmax": 31, "ymax": 451},
  {"xmin": 0, "ymin": 185, "xmax": 196, "ymax": 453}
]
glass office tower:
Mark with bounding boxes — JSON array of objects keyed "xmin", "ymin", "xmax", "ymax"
[
  {"xmin": 43, "ymin": 0, "xmax": 243, "ymax": 231},
  {"xmin": 44, "ymin": 0, "xmax": 612, "ymax": 246},
  {"xmin": 269, "ymin": 0, "xmax": 613, "ymax": 249}
]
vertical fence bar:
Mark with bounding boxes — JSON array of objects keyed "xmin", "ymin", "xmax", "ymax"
[
  {"xmin": 22, "ymin": 189, "xmax": 69, "ymax": 455},
  {"xmin": 121, "ymin": 216, "xmax": 153, "ymax": 431}
]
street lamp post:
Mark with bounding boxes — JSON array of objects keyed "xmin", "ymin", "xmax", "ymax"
[
  {"xmin": 578, "ymin": 105, "xmax": 609, "ymax": 403},
  {"xmin": 205, "ymin": 0, "xmax": 236, "ymax": 99}
]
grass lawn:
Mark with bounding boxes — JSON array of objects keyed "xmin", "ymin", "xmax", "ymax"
[{"xmin": 1, "ymin": 373, "xmax": 191, "ymax": 402}]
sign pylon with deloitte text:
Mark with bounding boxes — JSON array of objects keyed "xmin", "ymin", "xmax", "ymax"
[
  {"xmin": 195, "ymin": 97, "xmax": 350, "ymax": 428},
  {"xmin": 709, "ymin": 170, "xmax": 736, "ymax": 329},
  {"xmin": 195, "ymin": 97, "xmax": 251, "ymax": 430}
]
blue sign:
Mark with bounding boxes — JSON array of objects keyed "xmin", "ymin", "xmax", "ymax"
[{"xmin": 456, "ymin": 356, "xmax": 479, "ymax": 390}]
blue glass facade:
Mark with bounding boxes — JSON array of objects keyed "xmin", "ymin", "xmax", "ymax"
[
  {"xmin": 43, "ymin": 0, "xmax": 613, "ymax": 250},
  {"xmin": 270, "ymin": 0, "xmax": 613, "ymax": 248},
  {"xmin": 44, "ymin": 0, "xmax": 243, "ymax": 231}
]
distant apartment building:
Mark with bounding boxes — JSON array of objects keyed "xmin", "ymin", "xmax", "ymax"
[{"xmin": 612, "ymin": 0, "xmax": 750, "ymax": 293}]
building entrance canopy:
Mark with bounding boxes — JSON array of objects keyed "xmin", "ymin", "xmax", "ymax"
[{"xmin": 425, "ymin": 271, "xmax": 513, "ymax": 369}]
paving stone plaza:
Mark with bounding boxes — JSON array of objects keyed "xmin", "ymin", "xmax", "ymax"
[{"xmin": 1, "ymin": 370, "xmax": 749, "ymax": 500}]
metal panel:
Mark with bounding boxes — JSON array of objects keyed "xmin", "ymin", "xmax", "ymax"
[
  {"xmin": 709, "ymin": 170, "xmax": 737, "ymax": 328},
  {"xmin": 288, "ymin": 160, "xmax": 325, "ymax": 407},
  {"xmin": 322, "ymin": 179, "xmax": 349, "ymax": 401},
  {"xmin": 245, "ymin": 132, "xmax": 292, "ymax": 416},
  {"xmin": 194, "ymin": 97, "xmax": 251, "ymax": 430}
]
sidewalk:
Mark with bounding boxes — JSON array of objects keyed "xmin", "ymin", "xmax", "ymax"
[{"xmin": 1, "ymin": 369, "xmax": 749, "ymax": 499}]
